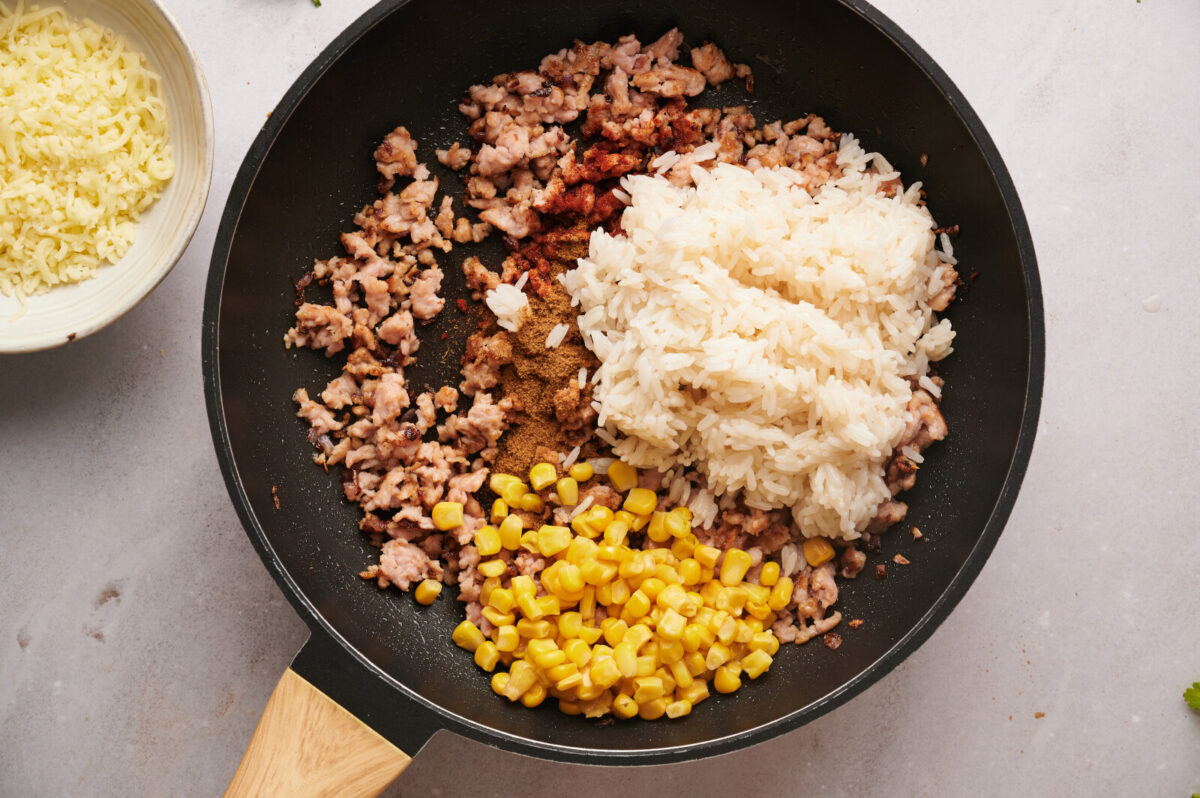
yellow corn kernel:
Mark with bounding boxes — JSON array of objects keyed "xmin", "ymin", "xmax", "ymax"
[
  {"xmin": 670, "ymin": 535, "xmax": 696, "ymax": 560},
  {"xmin": 552, "ymin": 476, "xmax": 578, "ymax": 506},
  {"xmin": 490, "ymin": 499, "xmax": 508, "ymax": 525},
  {"xmin": 602, "ymin": 618, "xmax": 629, "ymax": 646},
  {"xmin": 705, "ymin": 641, "xmax": 733, "ymax": 670},
  {"xmin": 549, "ymin": 562, "xmax": 581, "ymax": 595},
  {"xmin": 473, "ymin": 641, "xmax": 500, "ymax": 671},
  {"xmin": 595, "ymin": 581, "xmax": 614, "ymax": 607},
  {"xmin": 657, "ymin": 638, "xmax": 684, "ymax": 665},
  {"xmin": 535, "ymin": 525, "xmax": 571, "ymax": 557},
  {"xmin": 473, "ymin": 525, "xmax": 501, "ymax": 557},
  {"xmin": 478, "ymin": 559, "xmax": 508, "ymax": 579},
  {"xmin": 720, "ymin": 548, "xmax": 753, "ymax": 586},
  {"xmin": 525, "ymin": 638, "xmax": 556, "ymax": 660},
  {"xmin": 716, "ymin": 616, "xmax": 738, "ymax": 645},
  {"xmin": 654, "ymin": 564, "xmax": 682, "ymax": 586},
  {"xmin": 589, "ymin": 657, "xmax": 623, "ymax": 689},
  {"xmin": 452, "ymin": 620, "xmax": 486, "ymax": 652},
  {"xmin": 596, "ymin": 543, "xmax": 625, "ymax": 562},
  {"xmin": 557, "ymin": 698, "xmax": 582, "ymax": 715},
  {"xmin": 734, "ymin": 621, "xmax": 755, "ymax": 645},
  {"xmin": 664, "ymin": 698, "xmax": 692, "ymax": 719},
  {"xmin": 677, "ymin": 679, "xmax": 710, "ymax": 706},
  {"xmin": 500, "ymin": 481, "xmax": 527, "ymax": 506},
  {"xmin": 568, "ymin": 462, "xmax": 594, "ymax": 482},
  {"xmin": 536, "ymin": 595, "xmax": 560, "ymax": 616},
  {"xmin": 623, "ymin": 589, "xmax": 651, "ymax": 620},
  {"xmin": 431, "ymin": 501, "xmax": 463, "ymax": 531},
  {"xmin": 743, "ymin": 583, "xmax": 770, "ymax": 604},
  {"xmin": 635, "ymin": 696, "xmax": 666, "ymax": 720},
  {"xmin": 623, "ymin": 487, "xmax": 658, "ymax": 516},
  {"xmin": 491, "ymin": 671, "xmax": 509, "ymax": 696},
  {"xmin": 554, "ymin": 611, "xmax": 582, "ymax": 639},
  {"xmin": 668, "ymin": 657, "xmax": 693, "ymax": 689},
  {"xmin": 489, "ymin": 473, "xmax": 520, "ymax": 495},
  {"xmin": 635, "ymin": 655, "xmax": 657, "ymax": 678},
  {"xmin": 613, "ymin": 509, "xmax": 637, "ymax": 527},
  {"xmin": 562, "ymin": 639, "xmax": 591, "ymax": 668},
  {"xmin": 767, "ymin": 576, "xmax": 795, "ymax": 612},
  {"xmin": 683, "ymin": 651, "xmax": 708, "ymax": 678},
  {"xmin": 570, "ymin": 514, "xmax": 594, "ymax": 538},
  {"xmin": 676, "ymin": 558, "xmax": 702, "ymax": 586},
  {"xmin": 603, "ymin": 520, "xmax": 630, "ymax": 546},
  {"xmin": 633, "ymin": 676, "xmax": 664, "ymax": 703},
  {"xmin": 516, "ymin": 592, "xmax": 543, "ymax": 621},
  {"xmin": 698, "ymin": 579, "xmax": 722, "ymax": 606},
  {"xmin": 713, "ymin": 664, "xmax": 742, "ymax": 694},
  {"xmin": 582, "ymin": 506, "xmax": 614, "ymax": 535},
  {"xmin": 609, "ymin": 578, "xmax": 632, "ymax": 606},
  {"xmin": 502, "ymin": 660, "xmax": 537, "ymax": 701},
  {"xmin": 480, "ymin": 576, "xmax": 501, "ymax": 607},
  {"xmin": 742, "ymin": 649, "xmax": 774, "ymax": 679},
  {"xmin": 612, "ymin": 694, "xmax": 638, "ymax": 719},
  {"xmin": 613, "ymin": 641, "xmax": 638, "ymax": 678},
  {"xmin": 565, "ymin": 536, "xmax": 599, "ymax": 564},
  {"xmin": 803, "ymin": 537, "xmax": 836, "ymax": 567},
  {"xmin": 644, "ymin": 511, "xmax": 666, "ymax": 541},
  {"xmin": 693, "ymin": 545, "xmax": 720, "ymax": 569},
  {"xmin": 656, "ymin": 667, "xmax": 677, "ymax": 696},
  {"xmin": 715, "ymin": 586, "xmax": 749, "ymax": 614},
  {"xmin": 519, "ymin": 682, "xmax": 547, "ymax": 708},
  {"xmin": 745, "ymin": 600, "xmax": 771, "ymax": 621},
  {"xmin": 519, "ymin": 492, "xmax": 545, "ymax": 513},
  {"xmin": 662, "ymin": 508, "xmax": 689, "ymax": 539},
  {"xmin": 657, "ymin": 608, "xmax": 687, "ymax": 641},
  {"xmin": 517, "ymin": 618, "xmax": 554, "ymax": 639},
  {"xmin": 639, "ymin": 577, "xmax": 666, "ymax": 602},
  {"xmin": 533, "ymin": 643, "xmax": 567, "ymax": 667},
  {"xmin": 488, "ymin": 587, "xmax": 516, "ymax": 613},
  {"xmin": 624, "ymin": 624, "xmax": 653, "ymax": 651},
  {"xmin": 482, "ymin": 604, "xmax": 516, "ymax": 626},
  {"xmin": 510, "ymin": 575, "xmax": 535, "ymax": 599},
  {"xmin": 582, "ymin": 559, "xmax": 618, "ymax": 585},
  {"xmin": 497, "ymin": 513, "xmax": 524, "ymax": 550},
  {"xmin": 579, "ymin": 586, "xmax": 597, "ymax": 620},
  {"xmin": 607, "ymin": 461, "xmax": 638, "ymax": 492},
  {"xmin": 495, "ymin": 625, "xmax": 519, "ymax": 652},
  {"xmin": 529, "ymin": 462, "xmax": 558, "ymax": 491},
  {"xmin": 759, "ymin": 561, "xmax": 780, "ymax": 587},
  {"xmin": 412, "ymin": 579, "xmax": 441, "ymax": 605}
]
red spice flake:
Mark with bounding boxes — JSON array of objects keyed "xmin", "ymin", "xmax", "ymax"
[
  {"xmin": 271, "ymin": 485, "xmax": 280, "ymax": 510},
  {"xmin": 848, "ymin": 619, "xmax": 864, "ymax": 629},
  {"xmin": 969, "ymin": 271, "xmax": 980, "ymax": 281},
  {"xmin": 1034, "ymin": 712, "xmax": 1045, "ymax": 719},
  {"xmin": 874, "ymin": 564, "xmax": 887, "ymax": 579},
  {"xmin": 455, "ymin": 298, "xmax": 468, "ymax": 313},
  {"xmin": 823, "ymin": 632, "xmax": 843, "ymax": 650},
  {"xmin": 920, "ymin": 153, "xmax": 928, "ymax": 167},
  {"xmin": 911, "ymin": 526, "xmax": 924, "ymax": 540},
  {"xmin": 441, "ymin": 332, "xmax": 448, "ymax": 340},
  {"xmin": 893, "ymin": 554, "xmax": 911, "ymax": 566}
]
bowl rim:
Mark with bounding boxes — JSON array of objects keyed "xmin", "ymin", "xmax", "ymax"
[{"xmin": 0, "ymin": 0, "xmax": 215, "ymax": 354}]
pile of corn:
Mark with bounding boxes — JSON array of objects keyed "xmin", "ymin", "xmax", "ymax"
[{"xmin": 421, "ymin": 460, "xmax": 835, "ymax": 720}]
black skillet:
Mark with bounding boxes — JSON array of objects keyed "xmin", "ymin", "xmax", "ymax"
[{"xmin": 203, "ymin": 0, "xmax": 1043, "ymax": 792}]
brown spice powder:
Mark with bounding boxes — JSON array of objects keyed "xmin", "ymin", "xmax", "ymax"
[{"xmin": 494, "ymin": 233, "xmax": 601, "ymax": 473}]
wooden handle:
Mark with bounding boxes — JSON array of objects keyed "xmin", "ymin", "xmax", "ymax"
[{"xmin": 224, "ymin": 668, "xmax": 412, "ymax": 798}]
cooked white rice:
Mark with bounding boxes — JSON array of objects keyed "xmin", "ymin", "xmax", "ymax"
[
  {"xmin": 545, "ymin": 322, "xmax": 569, "ymax": 348},
  {"xmin": 484, "ymin": 283, "xmax": 528, "ymax": 332},
  {"xmin": 563, "ymin": 135, "xmax": 955, "ymax": 540}
]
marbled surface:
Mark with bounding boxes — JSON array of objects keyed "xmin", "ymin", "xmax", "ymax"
[{"xmin": 2, "ymin": 1, "xmax": 1198, "ymax": 795}]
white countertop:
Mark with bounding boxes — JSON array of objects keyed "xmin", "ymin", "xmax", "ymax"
[{"xmin": 2, "ymin": 1, "xmax": 1198, "ymax": 795}]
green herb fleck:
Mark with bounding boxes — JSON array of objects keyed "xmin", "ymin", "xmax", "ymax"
[
  {"xmin": 1185, "ymin": 682, "xmax": 1200, "ymax": 710},
  {"xmin": 313, "ymin": 0, "xmax": 321, "ymax": 6}
]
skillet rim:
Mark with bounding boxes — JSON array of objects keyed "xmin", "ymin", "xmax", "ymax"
[{"xmin": 201, "ymin": 0, "xmax": 1045, "ymax": 765}]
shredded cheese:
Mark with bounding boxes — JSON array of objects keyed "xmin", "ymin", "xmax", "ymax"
[{"xmin": 0, "ymin": 2, "xmax": 174, "ymax": 310}]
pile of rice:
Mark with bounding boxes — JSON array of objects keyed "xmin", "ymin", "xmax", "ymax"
[{"xmin": 563, "ymin": 136, "xmax": 955, "ymax": 540}]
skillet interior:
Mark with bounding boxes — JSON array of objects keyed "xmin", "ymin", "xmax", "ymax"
[{"xmin": 205, "ymin": 0, "xmax": 1041, "ymax": 761}]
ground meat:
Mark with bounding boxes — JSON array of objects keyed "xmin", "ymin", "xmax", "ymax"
[
  {"xmin": 378, "ymin": 539, "xmax": 441, "ymax": 590},
  {"xmin": 374, "ymin": 126, "xmax": 418, "ymax": 193},
  {"xmin": 900, "ymin": 389, "xmax": 948, "ymax": 451},
  {"xmin": 436, "ymin": 141, "xmax": 472, "ymax": 170},
  {"xmin": 689, "ymin": 43, "xmax": 734, "ymax": 84},
  {"xmin": 460, "ymin": 331, "xmax": 513, "ymax": 396},
  {"xmin": 409, "ymin": 265, "xmax": 445, "ymax": 320},
  {"xmin": 631, "ymin": 65, "xmax": 707, "ymax": 98},
  {"xmin": 284, "ymin": 303, "xmax": 353, "ymax": 356}
]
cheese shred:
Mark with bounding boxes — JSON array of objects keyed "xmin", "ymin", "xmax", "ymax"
[{"xmin": 0, "ymin": 2, "xmax": 174, "ymax": 312}]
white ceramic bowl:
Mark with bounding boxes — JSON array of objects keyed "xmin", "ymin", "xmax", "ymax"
[{"xmin": 0, "ymin": 0, "xmax": 213, "ymax": 353}]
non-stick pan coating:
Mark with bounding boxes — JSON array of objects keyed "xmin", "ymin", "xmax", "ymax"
[{"xmin": 203, "ymin": 0, "xmax": 1042, "ymax": 764}]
